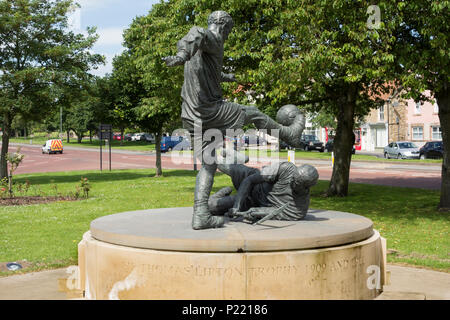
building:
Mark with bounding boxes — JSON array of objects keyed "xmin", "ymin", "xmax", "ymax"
[
  {"xmin": 361, "ymin": 91, "xmax": 441, "ymax": 151},
  {"xmin": 406, "ymin": 92, "xmax": 441, "ymax": 144}
]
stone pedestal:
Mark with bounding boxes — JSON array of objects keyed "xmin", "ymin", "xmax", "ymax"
[{"xmin": 77, "ymin": 207, "xmax": 386, "ymax": 299}]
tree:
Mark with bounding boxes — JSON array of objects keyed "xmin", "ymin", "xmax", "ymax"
[
  {"xmin": 109, "ymin": 53, "xmax": 143, "ymax": 147},
  {"xmin": 240, "ymin": 1, "xmax": 399, "ymax": 196},
  {"xmin": 94, "ymin": 75, "xmax": 118, "ymax": 138},
  {"xmin": 121, "ymin": 2, "xmax": 184, "ymax": 176},
  {"xmin": 392, "ymin": 1, "xmax": 450, "ymax": 210},
  {"xmin": 64, "ymin": 88, "xmax": 98, "ymax": 143},
  {"xmin": 309, "ymin": 111, "xmax": 337, "ymax": 134},
  {"xmin": 121, "ymin": 0, "xmax": 400, "ymax": 194},
  {"xmin": 55, "ymin": 75, "xmax": 104, "ymax": 143},
  {"xmin": 0, "ymin": 0, "xmax": 103, "ymax": 178},
  {"xmin": 152, "ymin": 0, "xmax": 396, "ymax": 196}
]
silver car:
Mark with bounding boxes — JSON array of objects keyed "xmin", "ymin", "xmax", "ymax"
[{"xmin": 383, "ymin": 141, "xmax": 420, "ymax": 159}]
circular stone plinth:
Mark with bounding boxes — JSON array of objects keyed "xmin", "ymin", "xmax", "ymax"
[{"xmin": 90, "ymin": 207, "xmax": 374, "ymax": 252}]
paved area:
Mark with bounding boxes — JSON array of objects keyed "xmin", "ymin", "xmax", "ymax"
[
  {"xmin": 0, "ymin": 268, "xmax": 68, "ymax": 300},
  {"xmin": 380, "ymin": 265, "xmax": 450, "ymax": 300},
  {"xmin": 0, "ymin": 264, "xmax": 448, "ymax": 300}
]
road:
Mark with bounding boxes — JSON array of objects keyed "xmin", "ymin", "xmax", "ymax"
[{"xmin": 5, "ymin": 143, "xmax": 441, "ymax": 190}]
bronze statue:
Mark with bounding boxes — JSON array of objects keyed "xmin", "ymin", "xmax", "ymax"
[
  {"xmin": 209, "ymin": 151, "xmax": 319, "ymax": 224},
  {"xmin": 164, "ymin": 11, "xmax": 309, "ymax": 230}
]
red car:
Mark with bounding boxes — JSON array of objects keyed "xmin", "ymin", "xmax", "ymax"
[{"xmin": 112, "ymin": 133, "xmax": 122, "ymax": 141}]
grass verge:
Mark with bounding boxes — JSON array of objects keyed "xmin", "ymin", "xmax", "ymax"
[{"xmin": 0, "ymin": 169, "xmax": 448, "ymax": 276}]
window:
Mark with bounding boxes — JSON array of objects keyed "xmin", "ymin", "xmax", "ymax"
[
  {"xmin": 412, "ymin": 126, "xmax": 423, "ymax": 140},
  {"xmin": 398, "ymin": 142, "xmax": 417, "ymax": 149},
  {"xmin": 414, "ymin": 102, "xmax": 422, "ymax": 114},
  {"xmin": 379, "ymin": 105, "xmax": 384, "ymax": 121},
  {"xmin": 304, "ymin": 128, "xmax": 318, "ymax": 136},
  {"xmin": 432, "ymin": 126, "xmax": 442, "ymax": 140}
]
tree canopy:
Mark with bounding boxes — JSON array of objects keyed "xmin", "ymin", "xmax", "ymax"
[
  {"xmin": 124, "ymin": 0, "xmax": 398, "ymax": 195},
  {"xmin": 391, "ymin": 0, "xmax": 449, "ymax": 209},
  {"xmin": 0, "ymin": 0, "xmax": 103, "ymax": 178}
]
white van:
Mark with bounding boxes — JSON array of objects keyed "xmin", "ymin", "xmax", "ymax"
[{"xmin": 42, "ymin": 139, "xmax": 63, "ymax": 154}]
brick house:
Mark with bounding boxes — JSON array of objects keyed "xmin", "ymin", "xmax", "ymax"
[{"xmin": 360, "ymin": 90, "xmax": 441, "ymax": 151}]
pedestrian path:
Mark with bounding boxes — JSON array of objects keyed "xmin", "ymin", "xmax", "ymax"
[
  {"xmin": 379, "ymin": 264, "xmax": 450, "ymax": 300},
  {"xmin": 0, "ymin": 264, "xmax": 448, "ymax": 300}
]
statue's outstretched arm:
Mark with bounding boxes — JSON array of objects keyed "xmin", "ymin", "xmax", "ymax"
[
  {"xmin": 228, "ymin": 204, "xmax": 288, "ymax": 224},
  {"xmin": 163, "ymin": 26, "xmax": 207, "ymax": 67},
  {"xmin": 162, "ymin": 54, "xmax": 186, "ymax": 67}
]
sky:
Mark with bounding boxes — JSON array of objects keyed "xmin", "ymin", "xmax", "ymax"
[{"xmin": 70, "ymin": 0, "xmax": 160, "ymax": 76}]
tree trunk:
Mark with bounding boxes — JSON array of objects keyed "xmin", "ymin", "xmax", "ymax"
[
  {"xmin": 66, "ymin": 130, "xmax": 70, "ymax": 143},
  {"xmin": 0, "ymin": 112, "xmax": 11, "ymax": 180},
  {"xmin": 77, "ymin": 132, "xmax": 84, "ymax": 143},
  {"xmin": 120, "ymin": 127, "xmax": 124, "ymax": 146},
  {"xmin": 89, "ymin": 130, "xmax": 92, "ymax": 143},
  {"xmin": 327, "ymin": 87, "xmax": 356, "ymax": 197},
  {"xmin": 436, "ymin": 82, "xmax": 450, "ymax": 210},
  {"xmin": 155, "ymin": 129, "xmax": 163, "ymax": 177}
]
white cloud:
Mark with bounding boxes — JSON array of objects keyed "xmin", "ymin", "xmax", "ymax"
[{"xmin": 95, "ymin": 27, "xmax": 125, "ymax": 46}]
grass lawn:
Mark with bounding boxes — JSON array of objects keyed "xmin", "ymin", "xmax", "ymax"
[{"xmin": 0, "ymin": 168, "xmax": 448, "ymax": 276}]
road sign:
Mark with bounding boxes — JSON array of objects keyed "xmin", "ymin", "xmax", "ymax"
[
  {"xmin": 99, "ymin": 124, "xmax": 112, "ymax": 140},
  {"xmin": 99, "ymin": 124, "xmax": 112, "ymax": 171}
]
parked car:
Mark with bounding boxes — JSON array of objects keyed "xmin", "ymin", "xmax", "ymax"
[
  {"xmin": 124, "ymin": 133, "xmax": 133, "ymax": 141},
  {"xmin": 324, "ymin": 139, "xmax": 356, "ymax": 154},
  {"xmin": 383, "ymin": 141, "xmax": 420, "ymax": 159},
  {"xmin": 419, "ymin": 141, "xmax": 444, "ymax": 159},
  {"xmin": 243, "ymin": 134, "xmax": 267, "ymax": 146},
  {"xmin": 131, "ymin": 133, "xmax": 154, "ymax": 143},
  {"xmin": 42, "ymin": 139, "xmax": 63, "ymax": 154},
  {"xmin": 160, "ymin": 136, "xmax": 190, "ymax": 152},
  {"xmin": 112, "ymin": 133, "xmax": 122, "ymax": 141},
  {"xmin": 131, "ymin": 133, "xmax": 145, "ymax": 141},
  {"xmin": 142, "ymin": 133, "xmax": 155, "ymax": 143},
  {"xmin": 301, "ymin": 135, "xmax": 324, "ymax": 152},
  {"xmin": 279, "ymin": 140, "xmax": 297, "ymax": 150}
]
